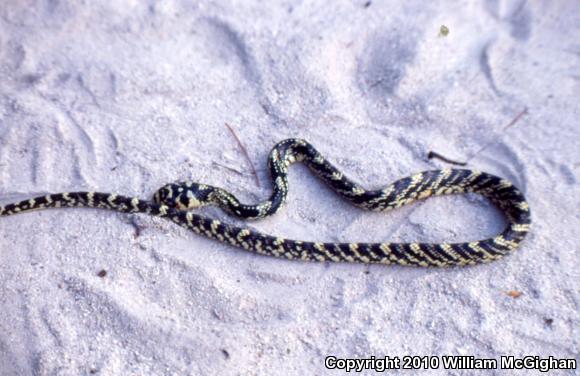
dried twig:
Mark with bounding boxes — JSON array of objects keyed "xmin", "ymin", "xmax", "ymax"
[
  {"xmin": 211, "ymin": 161, "xmax": 245, "ymax": 176},
  {"xmin": 467, "ymin": 107, "xmax": 528, "ymax": 162},
  {"xmin": 504, "ymin": 107, "xmax": 528, "ymax": 130},
  {"xmin": 224, "ymin": 123, "xmax": 260, "ymax": 187},
  {"xmin": 427, "ymin": 151, "xmax": 467, "ymax": 166}
]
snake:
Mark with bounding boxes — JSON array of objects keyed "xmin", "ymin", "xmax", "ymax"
[{"xmin": 0, "ymin": 138, "xmax": 531, "ymax": 267}]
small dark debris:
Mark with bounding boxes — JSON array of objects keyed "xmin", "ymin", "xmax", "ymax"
[
  {"xmin": 427, "ymin": 151, "xmax": 467, "ymax": 166},
  {"xmin": 364, "ymin": 1, "xmax": 372, "ymax": 7},
  {"xmin": 439, "ymin": 25, "xmax": 450, "ymax": 37},
  {"xmin": 261, "ymin": 103, "xmax": 271, "ymax": 115},
  {"xmin": 97, "ymin": 270, "xmax": 107, "ymax": 278},
  {"xmin": 364, "ymin": 269, "xmax": 370, "ymax": 275},
  {"xmin": 89, "ymin": 369, "xmax": 98, "ymax": 374},
  {"xmin": 212, "ymin": 309, "xmax": 224, "ymax": 320},
  {"xmin": 544, "ymin": 318, "xmax": 554, "ymax": 328},
  {"xmin": 221, "ymin": 349, "xmax": 230, "ymax": 359},
  {"xmin": 369, "ymin": 78, "xmax": 385, "ymax": 89},
  {"xmin": 129, "ymin": 216, "xmax": 144, "ymax": 238}
]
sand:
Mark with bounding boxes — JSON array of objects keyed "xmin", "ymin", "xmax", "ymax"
[{"xmin": 0, "ymin": 1, "xmax": 578, "ymax": 375}]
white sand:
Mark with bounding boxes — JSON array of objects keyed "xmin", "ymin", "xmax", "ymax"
[{"xmin": 0, "ymin": 1, "xmax": 578, "ymax": 374}]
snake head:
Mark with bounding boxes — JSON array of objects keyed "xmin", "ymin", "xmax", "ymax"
[
  {"xmin": 153, "ymin": 184, "xmax": 174, "ymax": 207},
  {"xmin": 153, "ymin": 182, "xmax": 212, "ymax": 210}
]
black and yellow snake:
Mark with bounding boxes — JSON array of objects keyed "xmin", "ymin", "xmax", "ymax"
[{"xmin": 0, "ymin": 139, "xmax": 531, "ymax": 267}]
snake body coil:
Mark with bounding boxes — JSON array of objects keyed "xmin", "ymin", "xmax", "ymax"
[{"xmin": 0, "ymin": 139, "xmax": 531, "ymax": 267}]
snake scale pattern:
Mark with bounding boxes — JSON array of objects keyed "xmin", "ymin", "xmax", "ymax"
[{"xmin": 0, "ymin": 139, "xmax": 531, "ymax": 267}]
